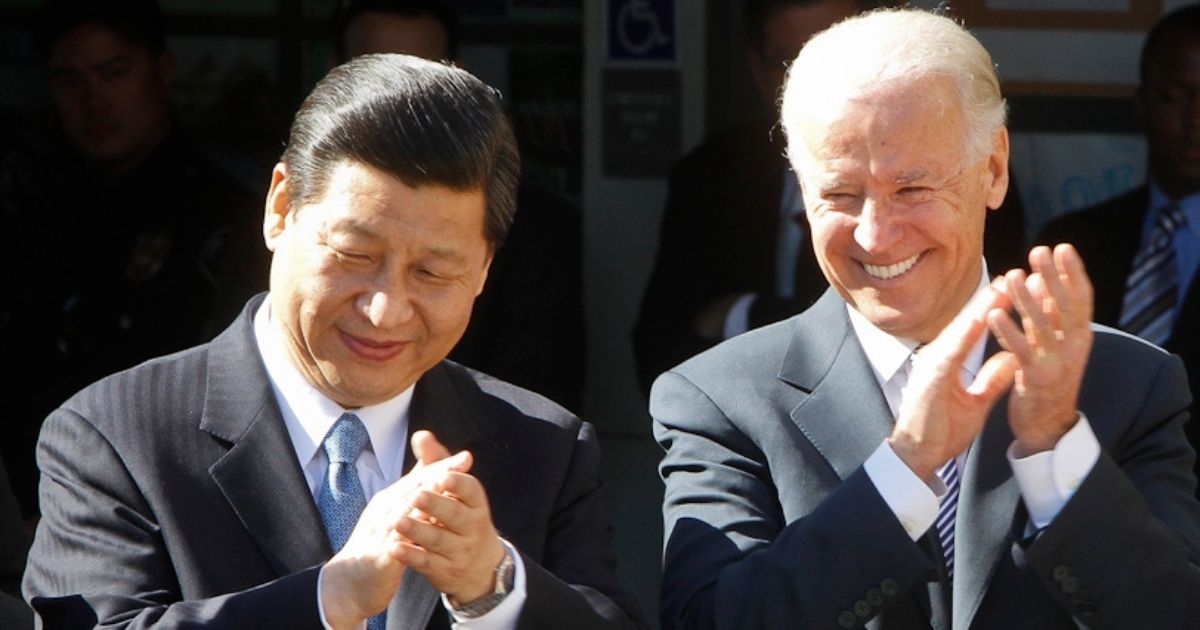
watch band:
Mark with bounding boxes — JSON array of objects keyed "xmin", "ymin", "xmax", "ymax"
[{"xmin": 452, "ymin": 545, "xmax": 517, "ymax": 619}]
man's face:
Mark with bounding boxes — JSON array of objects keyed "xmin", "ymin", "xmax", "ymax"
[
  {"xmin": 343, "ymin": 11, "xmax": 450, "ymax": 61},
  {"xmin": 264, "ymin": 160, "xmax": 492, "ymax": 408},
  {"xmin": 793, "ymin": 77, "xmax": 1009, "ymax": 343},
  {"xmin": 47, "ymin": 24, "xmax": 172, "ymax": 174},
  {"xmin": 748, "ymin": 0, "xmax": 859, "ymax": 106},
  {"xmin": 1138, "ymin": 28, "xmax": 1200, "ymax": 199}
]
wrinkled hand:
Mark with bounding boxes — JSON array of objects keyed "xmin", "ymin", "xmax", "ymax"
[
  {"xmin": 394, "ymin": 451, "xmax": 506, "ymax": 605},
  {"xmin": 989, "ymin": 244, "xmax": 1093, "ymax": 457},
  {"xmin": 320, "ymin": 430, "xmax": 469, "ymax": 630},
  {"xmin": 890, "ymin": 281, "xmax": 1018, "ymax": 481}
]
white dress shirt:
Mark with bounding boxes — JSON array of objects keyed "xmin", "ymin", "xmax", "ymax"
[
  {"xmin": 851, "ymin": 265, "xmax": 1101, "ymax": 541},
  {"xmin": 253, "ymin": 301, "xmax": 526, "ymax": 629}
]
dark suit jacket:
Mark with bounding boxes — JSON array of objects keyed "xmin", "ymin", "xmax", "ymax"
[
  {"xmin": 633, "ymin": 119, "xmax": 1028, "ymax": 396},
  {"xmin": 23, "ymin": 296, "xmax": 642, "ymax": 629},
  {"xmin": 1036, "ymin": 184, "xmax": 1200, "ymax": 483},
  {"xmin": 652, "ymin": 288, "xmax": 1200, "ymax": 629},
  {"xmin": 0, "ymin": 455, "xmax": 31, "ymax": 629}
]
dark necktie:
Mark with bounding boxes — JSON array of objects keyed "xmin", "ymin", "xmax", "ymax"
[{"xmin": 1120, "ymin": 204, "xmax": 1187, "ymax": 345}]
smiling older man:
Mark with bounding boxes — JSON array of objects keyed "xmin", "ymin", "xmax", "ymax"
[{"xmin": 653, "ymin": 9, "xmax": 1200, "ymax": 629}]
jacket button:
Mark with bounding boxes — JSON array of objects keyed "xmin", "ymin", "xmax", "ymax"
[
  {"xmin": 854, "ymin": 599, "xmax": 871, "ymax": 617},
  {"xmin": 881, "ymin": 578, "xmax": 900, "ymax": 596},
  {"xmin": 838, "ymin": 610, "xmax": 857, "ymax": 628},
  {"xmin": 867, "ymin": 588, "xmax": 885, "ymax": 606}
]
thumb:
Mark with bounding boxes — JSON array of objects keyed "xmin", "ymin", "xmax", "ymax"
[
  {"xmin": 967, "ymin": 351, "xmax": 1016, "ymax": 409},
  {"xmin": 411, "ymin": 430, "xmax": 452, "ymax": 466}
]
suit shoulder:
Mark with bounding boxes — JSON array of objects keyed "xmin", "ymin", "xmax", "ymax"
[
  {"xmin": 58, "ymin": 342, "xmax": 211, "ymax": 433},
  {"xmin": 1036, "ymin": 186, "xmax": 1147, "ymax": 243},
  {"xmin": 439, "ymin": 361, "xmax": 584, "ymax": 434},
  {"xmin": 670, "ymin": 317, "xmax": 797, "ymax": 385}
]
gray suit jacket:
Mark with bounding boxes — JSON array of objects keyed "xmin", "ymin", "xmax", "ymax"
[
  {"xmin": 653, "ymin": 289, "xmax": 1200, "ymax": 629},
  {"xmin": 24, "ymin": 296, "xmax": 643, "ymax": 629}
]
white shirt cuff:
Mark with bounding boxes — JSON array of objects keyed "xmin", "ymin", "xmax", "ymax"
[
  {"xmin": 722, "ymin": 293, "xmax": 758, "ymax": 339},
  {"xmin": 442, "ymin": 539, "xmax": 528, "ymax": 629},
  {"xmin": 864, "ymin": 441, "xmax": 942, "ymax": 540},
  {"xmin": 1007, "ymin": 413, "xmax": 1101, "ymax": 531},
  {"xmin": 317, "ymin": 565, "xmax": 366, "ymax": 630}
]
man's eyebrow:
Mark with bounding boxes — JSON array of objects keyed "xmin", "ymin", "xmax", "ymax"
[
  {"xmin": 815, "ymin": 177, "xmax": 853, "ymax": 192},
  {"xmin": 894, "ymin": 170, "xmax": 930, "ymax": 185},
  {"xmin": 424, "ymin": 246, "xmax": 468, "ymax": 264},
  {"xmin": 49, "ymin": 53, "xmax": 131, "ymax": 77}
]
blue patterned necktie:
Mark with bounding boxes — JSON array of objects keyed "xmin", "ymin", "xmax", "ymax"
[
  {"xmin": 1120, "ymin": 204, "xmax": 1187, "ymax": 345},
  {"xmin": 316, "ymin": 414, "xmax": 386, "ymax": 630}
]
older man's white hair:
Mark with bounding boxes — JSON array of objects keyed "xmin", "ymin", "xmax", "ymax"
[{"xmin": 781, "ymin": 8, "xmax": 1006, "ymax": 168}]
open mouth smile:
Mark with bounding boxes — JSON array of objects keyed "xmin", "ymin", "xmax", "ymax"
[{"xmin": 862, "ymin": 253, "xmax": 921, "ymax": 280}]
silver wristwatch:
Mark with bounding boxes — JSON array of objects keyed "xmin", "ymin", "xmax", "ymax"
[{"xmin": 452, "ymin": 545, "xmax": 517, "ymax": 618}]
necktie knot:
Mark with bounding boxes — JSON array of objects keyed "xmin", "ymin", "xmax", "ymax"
[
  {"xmin": 1159, "ymin": 203, "xmax": 1187, "ymax": 234},
  {"xmin": 323, "ymin": 413, "xmax": 370, "ymax": 464}
]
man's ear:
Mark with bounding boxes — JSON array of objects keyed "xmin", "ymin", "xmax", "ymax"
[
  {"xmin": 263, "ymin": 163, "xmax": 291, "ymax": 252},
  {"xmin": 985, "ymin": 127, "xmax": 1011, "ymax": 211},
  {"xmin": 155, "ymin": 51, "xmax": 174, "ymax": 88},
  {"xmin": 475, "ymin": 249, "xmax": 494, "ymax": 298}
]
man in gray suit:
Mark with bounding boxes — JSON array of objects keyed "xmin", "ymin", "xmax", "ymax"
[
  {"xmin": 653, "ymin": 9, "xmax": 1200, "ymax": 629},
  {"xmin": 24, "ymin": 54, "xmax": 641, "ymax": 629}
]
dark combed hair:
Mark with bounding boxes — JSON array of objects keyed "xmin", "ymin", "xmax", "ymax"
[
  {"xmin": 281, "ymin": 54, "xmax": 519, "ymax": 246},
  {"xmin": 35, "ymin": 0, "xmax": 166, "ymax": 60},
  {"xmin": 1141, "ymin": 4, "xmax": 1200, "ymax": 83},
  {"xmin": 333, "ymin": 0, "xmax": 460, "ymax": 61}
]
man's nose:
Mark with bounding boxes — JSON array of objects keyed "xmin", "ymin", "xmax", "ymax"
[
  {"xmin": 361, "ymin": 282, "xmax": 415, "ymax": 330},
  {"xmin": 853, "ymin": 198, "xmax": 902, "ymax": 253}
]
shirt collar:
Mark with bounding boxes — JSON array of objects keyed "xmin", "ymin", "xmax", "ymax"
[
  {"xmin": 252, "ymin": 299, "xmax": 413, "ymax": 478},
  {"xmin": 847, "ymin": 261, "xmax": 990, "ymax": 387},
  {"xmin": 1148, "ymin": 180, "xmax": 1200, "ymax": 239}
]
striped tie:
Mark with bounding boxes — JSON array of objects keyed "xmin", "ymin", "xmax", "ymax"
[
  {"xmin": 935, "ymin": 458, "xmax": 960, "ymax": 577},
  {"xmin": 1119, "ymin": 204, "xmax": 1187, "ymax": 345}
]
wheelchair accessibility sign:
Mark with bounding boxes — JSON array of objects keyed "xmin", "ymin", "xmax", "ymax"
[{"xmin": 607, "ymin": 0, "xmax": 675, "ymax": 62}]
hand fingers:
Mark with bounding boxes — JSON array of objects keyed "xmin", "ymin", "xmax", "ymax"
[
  {"xmin": 966, "ymin": 349, "xmax": 1016, "ymax": 407},
  {"xmin": 987, "ymin": 307, "xmax": 1034, "ymax": 365},
  {"xmin": 1027, "ymin": 246, "xmax": 1069, "ymax": 325},
  {"xmin": 1053, "ymin": 243, "xmax": 1094, "ymax": 324},
  {"xmin": 926, "ymin": 279, "xmax": 1008, "ymax": 367},
  {"xmin": 412, "ymin": 430, "xmax": 452, "ymax": 465},
  {"xmin": 409, "ymin": 488, "xmax": 469, "ymax": 534},
  {"xmin": 374, "ymin": 450, "xmax": 472, "ymax": 514},
  {"xmin": 1002, "ymin": 269, "xmax": 1059, "ymax": 350}
]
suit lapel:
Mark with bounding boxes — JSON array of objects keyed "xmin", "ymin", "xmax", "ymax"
[
  {"xmin": 780, "ymin": 290, "xmax": 896, "ymax": 481},
  {"xmin": 953, "ymin": 340, "xmax": 1021, "ymax": 630},
  {"xmin": 391, "ymin": 363, "xmax": 491, "ymax": 628},
  {"xmin": 200, "ymin": 297, "xmax": 331, "ymax": 576}
]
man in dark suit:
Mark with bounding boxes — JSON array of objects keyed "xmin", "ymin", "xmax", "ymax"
[
  {"xmin": 653, "ymin": 9, "xmax": 1200, "ymax": 629},
  {"xmin": 633, "ymin": 0, "xmax": 1027, "ymax": 395},
  {"xmin": 24, "ymin": 54, "xmax": 642, "ymax": 629},
  {"xmin": 1036, "ymin": 5, "xmax": 1200, "ymax": 483}
]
